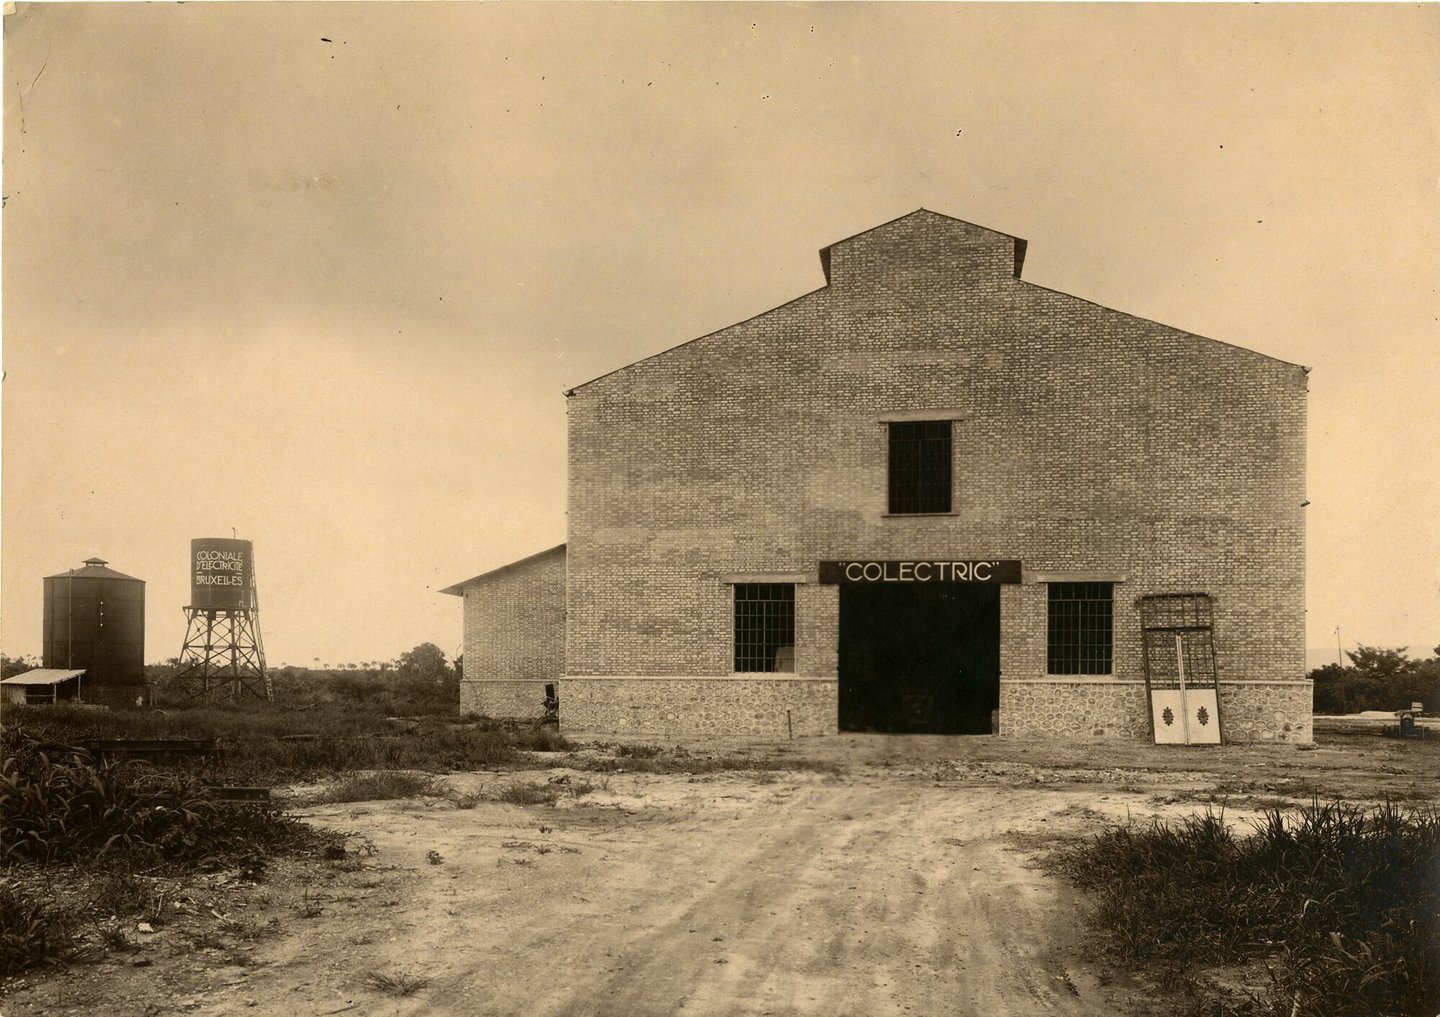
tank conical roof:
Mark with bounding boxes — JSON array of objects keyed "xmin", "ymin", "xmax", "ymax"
[{"xmin": 45, "ymin": 559, "xmax": 144, "ymax": 582}]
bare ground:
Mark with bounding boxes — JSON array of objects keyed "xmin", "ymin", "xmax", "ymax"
[{"xmin": 4, "ymin": 724, "xmax": 1437, "ymax": 1017}]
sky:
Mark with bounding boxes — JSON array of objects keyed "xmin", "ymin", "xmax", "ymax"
[{"xmin": 3, "ymin": 2, "xmax": 1437, "ymax": 668}]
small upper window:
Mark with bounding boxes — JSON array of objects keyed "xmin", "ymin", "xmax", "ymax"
[{"xmin": 888, "ymin": 420, "xmax": 952, "ymax": 514}]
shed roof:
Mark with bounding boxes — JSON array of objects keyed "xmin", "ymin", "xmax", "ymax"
[
  {"xmin": 1, "ymin": 669, "xmax": 86, "ymax": 686},
  {"xmin": 439, "ymin": 544, "xmax": 566, "ymax": 596}
]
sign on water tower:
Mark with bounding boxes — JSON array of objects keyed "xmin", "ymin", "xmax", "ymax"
[{"xmin": 190, "ymin": 538, "xmax": 254, "ymax": 611}]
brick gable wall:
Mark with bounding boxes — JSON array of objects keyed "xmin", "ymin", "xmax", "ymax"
[{"xmin": 560, "ymin": 212, "xmax": 1308, "ymax": 740}]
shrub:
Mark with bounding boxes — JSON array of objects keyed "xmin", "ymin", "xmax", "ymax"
[
  {"xmin": 0, "ymin": 730, "xmax": 323, "ymax": 867},
  {"xmin": 1057, "ymin": 800, "xmax": 1440, "ymax": 1016},
  {"xmin": 495, "ymin": 783, "xmax": 562, "ymax": 806},
  {"xmin": 311, "ymin": 771, "xmax": 437, "ymax": 804},
  {"xmin": 507, "ymin": 725, "xmax": 572, "ymax": 753},
  {"xmin": 2, "ymin": 706, "xmax": 530, "ymax": 784}
]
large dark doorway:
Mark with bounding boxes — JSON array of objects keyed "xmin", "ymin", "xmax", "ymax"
[{"xmin": 838, "ymin": 584, "xmax": 1000, "ymax": 734}]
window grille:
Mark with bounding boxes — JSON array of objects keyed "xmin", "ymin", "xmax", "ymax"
[
  {"xmin": 888, "ymin": 421, "xmax": 952, "ymax": 514},
  {"xmin": 1047, "ymin": 582, "xmax": 1114, "ymax": 674},
  {"xmin": 734, "ymin": 584, "xmax": 795, "ymax": 673}
]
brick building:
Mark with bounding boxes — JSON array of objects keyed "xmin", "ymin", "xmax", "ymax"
[
  {"xmin": 446, "ymin": 210, "xmax": 1311, "ymax": 743},
  {"xmin": 441, "ymin": 544, "xmax": 565, "ymax": 718}
]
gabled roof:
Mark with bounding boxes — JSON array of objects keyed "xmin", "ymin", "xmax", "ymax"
[
  {"xmin": 562, "ymin": 208, "xmax": 1305, "ymax": 396},
  {"xmin": 2, "ymin": 669, "xmax": 86, "ymax": 686},
  {"xmin": 564, "ymin": 208, "xmax": 1025, "ymax": 395},
  {"xmin": 817, "ymin": 208, "xmax": 1028, "ymax": 283},
  {"xmin": 439, "ymin": 544, "xmax": 566, "ymax": 596}
]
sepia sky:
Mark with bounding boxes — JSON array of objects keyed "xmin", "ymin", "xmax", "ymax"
[{"xmin": 3, "ymin": 2, "xmax": 1437, "ymax": 667}]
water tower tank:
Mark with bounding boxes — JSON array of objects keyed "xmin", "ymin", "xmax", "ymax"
[
  {"xmin": 189, "ymin": 538, "xmax": 255, "ymax": 610},
  {"xmin": 42, "ymin": 558, "xmax": 146, "ymax": 706}
]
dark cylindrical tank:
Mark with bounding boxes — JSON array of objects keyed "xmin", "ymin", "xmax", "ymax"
[
  {"xmin": 42, "ymin": 558, "xmax": 146, "ymax": 705},
  {"xmin": 190, "ymin": 538, "xmax": 255, "ymax": 611}
]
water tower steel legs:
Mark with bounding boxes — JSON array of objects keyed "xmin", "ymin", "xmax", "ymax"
[{"xmin": 173, "ymin": 607, "xmax": 272, "ymax": 702}]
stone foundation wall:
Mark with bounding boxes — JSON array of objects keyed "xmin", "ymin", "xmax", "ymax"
[
  {"xmin": 459, "ymin": 679, "xmax": 550, "ymax": 720},
  {"xmin": 560, "ymin": 677, "xmax": 838, "ymax": 739},
  {"xmin": 1000, "ymin": 679, "xmax": 1150, "ymax": 739},
  {"xmin": 1219, "ymin": 681, "xmax": 1312, "ymax": 743},
  {"xmin": 1001, "ymin": 679, "xmax": 1313, "ymax": 743}
]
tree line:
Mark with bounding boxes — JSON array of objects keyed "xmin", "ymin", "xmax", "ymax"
[
  {"xmin": 1309, "ymin": 644, "xmax": 1440, "ymax": 715},
  {"xmin": 1, "ymin": 642, "xmax": 462, "ymax": 717}
]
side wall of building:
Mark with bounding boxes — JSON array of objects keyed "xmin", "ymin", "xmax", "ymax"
[
  {"xmin": 563, "ymin": 213, "xmax": 1309, "ymax": 741},
  {"xmin": 459, "ymin": 548, "xmax": 566, "ymax": 719}
]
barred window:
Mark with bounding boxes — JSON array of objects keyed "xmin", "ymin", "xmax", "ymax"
[
  {"xmin": 734, "ymin": 584, "xmax": 795, "ymax": 673},
  {"xmin": 888, "ymin": 421, "xmax": 952, "ymax": 514},
  {"xmin": 1047, "ymin": 582, "xmax": 1114, "ymax": 675}
]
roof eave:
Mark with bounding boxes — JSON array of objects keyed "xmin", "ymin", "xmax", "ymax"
[{"xmin": 439, "ymin": 543, "xmax": 566, "ymax": 596}]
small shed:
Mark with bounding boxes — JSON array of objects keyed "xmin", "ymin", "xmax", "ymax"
[{"xmin": 1, "ymin": 669, "xmax": 87, "ymax": 706}]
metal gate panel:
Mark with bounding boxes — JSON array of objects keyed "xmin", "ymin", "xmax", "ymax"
[
  {"xmin": 1149, "ymin": 688, "xmax": 1221, "ymax": 744},
  {"xmin": 1140, "ymin": 594, "xmax": 1223, "ymax": 745}
]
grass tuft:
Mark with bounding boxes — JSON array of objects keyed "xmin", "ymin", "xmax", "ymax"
[
  {"xmin": 1056, "ymin": 799, "xmax": 1440, "ymax": 1016},
  {"xmin": 0, "ymin": 880, "xmax": 78, "ymax": 976},
  {"xmin": 366, "ymin": 969, "xmax": 430, "ymax": 996},
  {"xmin": 310, "ymin": 771, "xmax": 437, "ymax": 804},
  {"xmin": 495, "ymin": 783, "xmax": 562, "ymax": 807}
]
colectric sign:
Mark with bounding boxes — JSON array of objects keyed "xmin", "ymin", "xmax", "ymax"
[{"xmin": 817, "ymin": 560, "xmax": 1022, "ymax": 584}]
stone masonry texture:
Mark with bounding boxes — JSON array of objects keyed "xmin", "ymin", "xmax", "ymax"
[
  {"xmin": 554, "ymin": 210, "xmax": 1309, "ymax": 742},
  {"xmin": 999, "ymin": 680, "xmax": 1313, "ymax": 743},
  {"xmin": 563, "ymin": 678, "xmax": 838, "ymax": 739}
]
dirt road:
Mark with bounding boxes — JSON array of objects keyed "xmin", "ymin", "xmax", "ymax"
[
  {"xmin": 249, "ymin": 770, "xmax": 1147, "ymax": 1017},
  {"xmin": 7, "ymin": 727, "xmax": 1436, "ymax": 1017}
]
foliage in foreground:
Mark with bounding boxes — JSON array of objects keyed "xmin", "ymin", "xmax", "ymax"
[
  {"xmin": 0, "ymin": 880, "xmax": 78, "ymax": 977},
  {"xmin": 0, "ymin": 728, "xmax": 330, "ymax": 867},
  {"xmin": 0, "ymin": 726, "xmax": 347, "ymax": 978},
  {"xmin": 2, "ymin": 705, "xmax": 561, "ymax": 784},
  {"xmin": 1057, "ymin": 800, "xmax": 1440, "ymax": 1017}
]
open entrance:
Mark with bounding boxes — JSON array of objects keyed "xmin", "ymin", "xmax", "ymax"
[{"xmin": 838, "ymin": 583, "xmax": 1000, "ymax": 734}]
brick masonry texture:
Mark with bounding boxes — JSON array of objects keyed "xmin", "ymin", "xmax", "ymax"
[
  {"xmin": 552, "ymin": 210, "xmax": 1308, "ymax": 741},
  {"xmin": 457, "ymin": 546, "xmax": 565, "ymax": 720}
]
